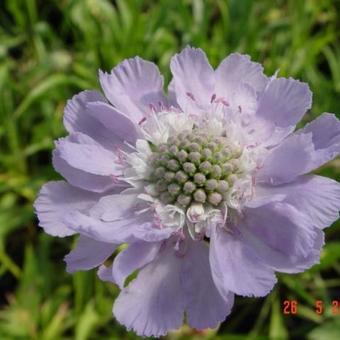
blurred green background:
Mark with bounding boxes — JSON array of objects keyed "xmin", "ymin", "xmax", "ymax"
[{"xmin": 1, "ymin": 0, "xmax": 340, "ymax": 339}]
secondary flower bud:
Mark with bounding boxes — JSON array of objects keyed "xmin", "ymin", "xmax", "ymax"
[
  {"xmin": 160, "ymin": 192, "xmax": 173, "ymax": 204},
  {"xmin": 154, "ymin": 166, "xmax": 166, "ymax": 178},
  {"xmin": 199, "ymin": 160, "xmax": 212, "ymax": 174},
  {"xmin": 194, "ymin": 173, "xmax": 206, "ymax": 186},
  {"xmin": 188, "ymin": 151, "xmax": 201, "ymax": 163},
  {"xmin": 168, "ymin": 183, "xmax": 181, "ymax": 195},
  {"xmin": 167, "ymin": 159, "xmax": 180, "ymax": 171},
  {"xmin": 208, "ymin": 192, "xmax": 223, "ymax": 206},
  {"xmin": 188, "ymin": 142, "xmax": 201, "ymax": 152},
  {"xmin": 175, "ymin": 170, "xmax": 188, "ymax": 183},
  {"xmin": 177, "ymin": 194, "xmax": 191, "ymax": 207},
  {"xmin": 211, "ymin": 165, "xmax": 222, "ymax": 178},
  {"xmin": 193, "ymin": 189, "xmax": 206, "ymax": 203},
  {"xmin": 205, "ymin": 179, "xmax": 218, "ymax": 191},
  {"xmin": 183, "ymin": 162, "xmax": 196, "ymax": 174},
  {"xmin": 183, "ymin": 181, "xmax": 196, "ymax": 194},
  {"xmin": 201, "ymin": 148, "xmax": 212, "ymax": 159},
  {"xmin": 164, "ymin": 171, "xmax": 175, "ymax": 182},
  {"xmin": 217, "ymin": 180, "xmax": 229, "ymax": 193},
  {"xmin": 177, "ymin": 150, "xmax": 188, "ymax": 162}
]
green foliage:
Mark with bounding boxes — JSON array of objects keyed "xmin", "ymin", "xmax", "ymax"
[{"xmin": 0, "ymin": 0, "xmax": 339, "ymax": 338}]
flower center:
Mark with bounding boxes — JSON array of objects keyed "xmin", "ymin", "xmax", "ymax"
[{"xmin": 147, "ymin": 129, "xmax": 244, "ymax": 210}]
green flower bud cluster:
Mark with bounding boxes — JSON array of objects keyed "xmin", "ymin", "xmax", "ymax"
[{"xmin": 148, "ymin": 130, "xmax": 243, "ymax": 209}]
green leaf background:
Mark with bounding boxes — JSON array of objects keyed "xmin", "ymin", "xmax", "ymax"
[{"xmin": 0, "ymin": 0, "xmax": 340, "ymax": 339}]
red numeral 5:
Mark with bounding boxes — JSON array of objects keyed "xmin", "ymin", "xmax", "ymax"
[{"xmin": 315, "ymin": 300, "xmax": 324, "ymax": 315}]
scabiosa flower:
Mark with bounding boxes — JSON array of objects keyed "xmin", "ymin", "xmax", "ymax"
[{"xmin": 34, "ymin": 47, "xmax": 340, "ymax": 337}]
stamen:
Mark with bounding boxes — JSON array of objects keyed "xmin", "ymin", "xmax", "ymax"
[
  {"xmin": 186, "ymin": 92, "xmax": 195, "ymax": 101},
  {"xmin": 138, "ymin": 116, "xmax": 147, "ymax": 125},
  {"xmin": 215, "ymin": 97, "xmax": 230, "ymax": 106},
  {"xmin": 148, "ymin": 103, "xmax": 156, "ymax": 113},
  {"xmin": 123, "ymin": 140, "xmax": 138, "ymax": 152}
]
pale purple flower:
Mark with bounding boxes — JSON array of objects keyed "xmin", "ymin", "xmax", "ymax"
[{"xmin": 34, "ymin": 47, "xmax": 340, "ymax": 337}]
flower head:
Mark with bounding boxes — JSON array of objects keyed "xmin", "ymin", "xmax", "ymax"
[{"xmin": 34, "ymin": 47, "xmax": 340, "ymax": 337}]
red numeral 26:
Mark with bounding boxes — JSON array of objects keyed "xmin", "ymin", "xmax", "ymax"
[{"xmin": 283, "ymin": 300, "xmax": 298, "ymax": 314}]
